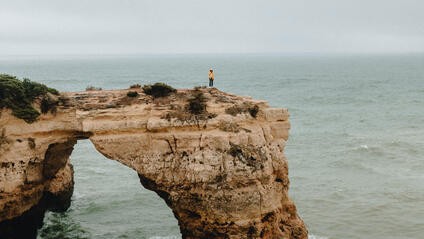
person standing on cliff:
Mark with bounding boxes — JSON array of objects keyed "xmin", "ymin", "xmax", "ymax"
[{"xmin": 209, "ymin": 69, "xmax": 214, "ymax": 87}]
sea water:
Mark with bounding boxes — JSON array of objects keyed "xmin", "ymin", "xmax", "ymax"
[{"xmin": 0, "ymin": 54, "xmax": 423, "ymax": 239}]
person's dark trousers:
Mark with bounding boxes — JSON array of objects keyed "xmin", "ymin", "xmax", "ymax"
[{"xmin": 209, "ymin": 79, "xmax": 213, "ymax": 87}]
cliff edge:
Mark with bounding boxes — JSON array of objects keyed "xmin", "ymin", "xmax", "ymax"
[{"xmin": 0, "ymin": 87, "xmax": 307, "ymax": 238}]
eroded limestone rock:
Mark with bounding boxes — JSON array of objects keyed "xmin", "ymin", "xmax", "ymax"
[{"xmin": 0, "ymin": 88, "xmax": 307, "ymax": 238}]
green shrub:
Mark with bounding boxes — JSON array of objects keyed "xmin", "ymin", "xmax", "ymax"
[
  {"xmin": 127, "ymin": 91, "xmax": 139, "ymax": 97},
  {"xmin": 187, "ymin": 88, "xmax": 207, "ymax": 115},
  {"xmin": 11, "ymin": 107, "xmax": 41, "ymax": 123},
  {"xmin": 22, "ymin": 78, "xmax": 58, "ymax": 101},
  {"xmin": 129, "ymin": 84, "xmax": 141, "ymax": 88},
  {"xmin": 48, "ymin": 88, "xmax": 59, "ymax": 95},
  {"xmin": 0, "ymin": 74, "xmax": 59, "ymax": 123},
  {"xmin": 142, "ymin": 83, "xmax": 176, "ymax": 98}
]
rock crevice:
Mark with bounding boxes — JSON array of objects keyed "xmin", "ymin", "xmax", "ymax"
[{"xmin": 0, "ymin": 88, "xmax": 307, "ymax": 238}]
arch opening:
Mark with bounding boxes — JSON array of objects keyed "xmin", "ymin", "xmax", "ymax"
[{"xmin": 39, "ymin": 139, "xmax": 181, "ymax": 239}]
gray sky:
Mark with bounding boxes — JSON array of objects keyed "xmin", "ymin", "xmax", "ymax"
[{"xmin": 1, "ymin": 0, "xmax": 423, "ymax": 55}]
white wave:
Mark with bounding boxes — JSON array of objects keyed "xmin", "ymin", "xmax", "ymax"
[
  {"xmin": 309, "ymin": 234, "xmax": 329, "ymax": 239},
  {"xmin": 360, "ymin": 144, "xmax": 369, "ymax": 149},
  {"xmin": 72, "ymin": 191, "xmax": 85, "ymax": 200}
]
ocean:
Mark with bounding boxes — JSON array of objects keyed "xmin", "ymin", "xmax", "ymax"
[{"xmin": 1, "ymin": 54, "xmax": 423, "ymax": 239}]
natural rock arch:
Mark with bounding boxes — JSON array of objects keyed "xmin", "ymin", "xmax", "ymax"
[
  {"xmin": 54, "ymin": 138, "xmax": 180, "ymax": 238},
  {"xmin": 0, "ymin": 88, "xmax": 307, "ymax": 239}
]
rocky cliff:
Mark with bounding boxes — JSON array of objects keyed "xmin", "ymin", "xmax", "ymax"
[{"xmin": 0, "ymin": 87, "xmax": 307, "ymax": 238}]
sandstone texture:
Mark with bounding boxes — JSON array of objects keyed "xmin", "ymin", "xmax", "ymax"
[{"xmin": 0, "ymin": 88, "xmax": 307, "ymax": 238}]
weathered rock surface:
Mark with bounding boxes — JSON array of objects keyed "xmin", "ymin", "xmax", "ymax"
[{"xmin": 0, "ymin": 88, "xmax": 307, "ymax": 238}]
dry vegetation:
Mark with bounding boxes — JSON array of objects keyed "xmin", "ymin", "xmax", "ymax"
[
  {"xmin": 162, "ymin": 87, "xmax": 216, "ymax": 126},
  {"xmin": 85, "ymin": 86, "xmax": 102, "ymax": 91},
  {"xmin": 225, "ymin": 103, "xmax": 259, "ymax": 118},
  {"xmin": 129, "ymin": 84, "xmax": 141, "ymax": 89},
  {"xmin": 219, "ymin": 122, "xmax": 240, "ymax": 133}
]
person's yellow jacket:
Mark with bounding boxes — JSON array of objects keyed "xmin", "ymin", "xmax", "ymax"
[{"xmin": 209, "ymin": 72, "xmax": 214, "ymax": 80}]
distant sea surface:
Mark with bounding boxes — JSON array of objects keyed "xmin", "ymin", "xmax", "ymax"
[{"xmin": 1, "ymin": 54, "xmax": 423, "ymax": 239}]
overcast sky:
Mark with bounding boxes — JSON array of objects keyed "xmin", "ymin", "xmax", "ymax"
[{"xmin": 1, "ymin": 0, "xmax": 423, "ymax": 55}]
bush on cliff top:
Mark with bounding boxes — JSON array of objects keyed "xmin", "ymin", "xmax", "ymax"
[
  {"xmin": 142, "ymin": 83, "xmax": 176, "ymax": 98},
  {"xmin": 129, "ymin": 83, "xmax": 141, "ymax": 89},
  {"xmin": 187, "ymin": 87, "xmax": 207, "ymax": 115},
  {"xmin": 127, "ymin": 91, "xmax": 139, "ymax": 97},
  {"xmin": 0, "ymin": 74, "xmax": 59, "ymax": 123}
]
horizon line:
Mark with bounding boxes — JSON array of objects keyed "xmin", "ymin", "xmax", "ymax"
[{"xmin": 1, "ymin": 51, "xmax": 424, "ymax": 58}]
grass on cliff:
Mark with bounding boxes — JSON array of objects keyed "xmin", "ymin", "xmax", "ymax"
[{"xmin": 0, "ymin": 74, "xmax": 59, "ymax": 123}]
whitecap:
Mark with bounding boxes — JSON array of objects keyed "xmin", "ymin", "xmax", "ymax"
[
  {"xmin": 360, "ymin": 144, "xmax": 368, "ymax": 149},
  {"xmin": 72, "ymin": 191, "xmax": 85, "ymax": 200}
]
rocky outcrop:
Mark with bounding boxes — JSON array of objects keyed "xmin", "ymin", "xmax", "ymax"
[{"xmin": 0, "ymin": 88, "xmax": 307, "ymax": 238}]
